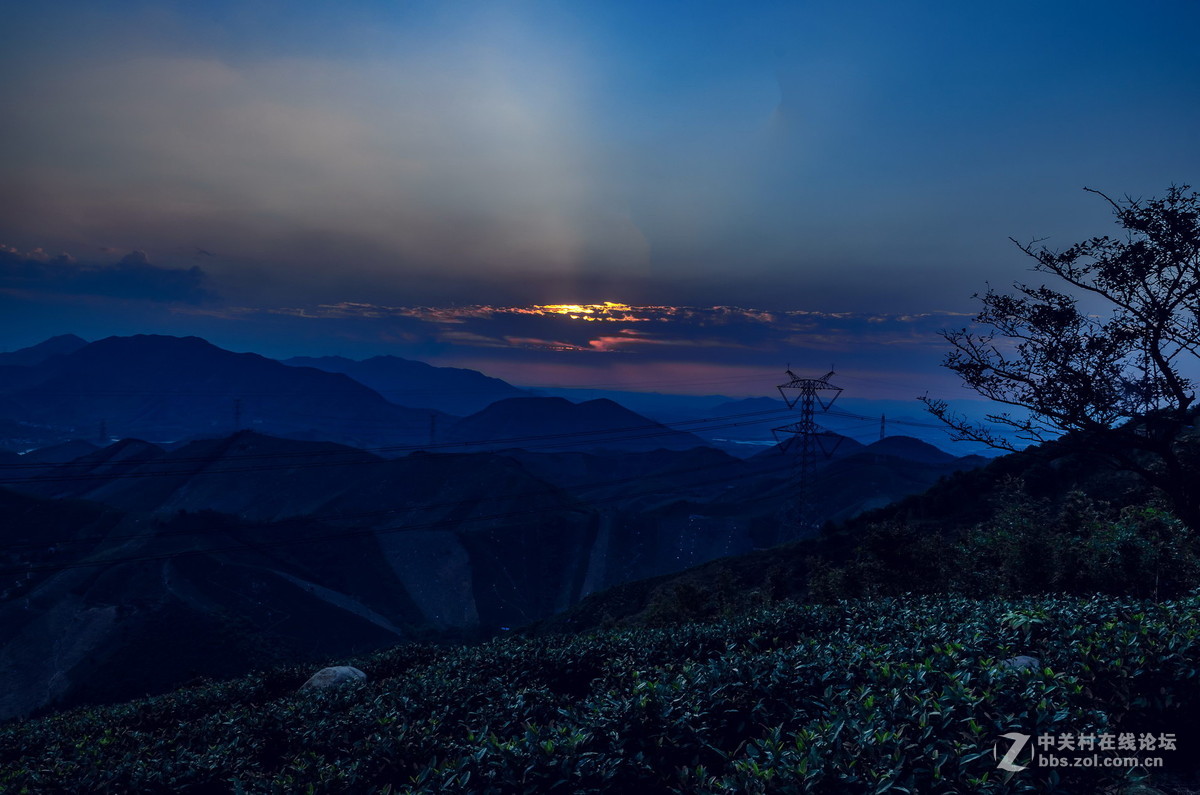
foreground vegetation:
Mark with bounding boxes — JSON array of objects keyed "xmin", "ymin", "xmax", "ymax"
[
  {"xmin": 2, "ymin": 591, "xmax": 1198, "ymax": 793},
  {"xmin": 809, "ymin": 487, "xmax": 1200, "ymax": 603}
]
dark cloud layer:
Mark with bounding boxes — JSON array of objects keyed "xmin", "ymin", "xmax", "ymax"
[
  {"xmin": 0, "ymin": 246, "xmax": 212, "ymax": 304},
  {"xmin": 2, "ymin": 4, "xmax": 1196, "ymax": 312}
]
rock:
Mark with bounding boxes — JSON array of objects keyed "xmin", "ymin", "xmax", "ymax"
[
  {"xmin": 299, "ymin": 665, "xmax": 367, "ymax": 691},
  {"xmin": 998, "ymin": 655, "xmax": 1040, "ymax": 672},
  {"xmin": 1120, "ymin": 786, "xmax": 1166, "ymax": 795}
]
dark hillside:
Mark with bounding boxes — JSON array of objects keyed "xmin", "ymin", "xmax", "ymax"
[
  {"xmin": 533, "ymin": 431, "xmax": 1185, "ymax": 632},
  {"xmin": 0, "ymin": 502, "xmax": 422, "ymax": 720},
  {"xmin": 0, "ymin": 436, "xmax": 612, "ymax": 719}
]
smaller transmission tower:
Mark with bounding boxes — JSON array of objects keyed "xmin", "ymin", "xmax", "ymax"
[{"xmin": 772, "ymin": 369, "xmax": 843, "ymax": 531}]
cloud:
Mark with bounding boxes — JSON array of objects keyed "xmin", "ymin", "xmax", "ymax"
[
  {"xmin": 2, "ymin": 2, "xmax": 1198, "ymax": 316},
  {"xmin": 0, "ymin": 8, "xmax": 824, "ymax": 310},
  {"xmin": 0, "ymin": 45, "xmax": 658, "ymax": 303},
  {"xmin": 0, "ymin": 246, "xmax": 213, "ymax": 303},
  {"xmin": 187, "ymin": 301, "xmax": 968, "ymax": 362}
]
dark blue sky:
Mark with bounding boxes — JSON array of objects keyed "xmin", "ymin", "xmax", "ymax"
[{"xmin": 2, "ymin": 1, "xmax": 1198, "ymax": 399}]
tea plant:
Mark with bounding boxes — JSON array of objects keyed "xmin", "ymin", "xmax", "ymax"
[{"xmin": 1, "ymin": 593, "xmax": 1196, "ymax": 793}]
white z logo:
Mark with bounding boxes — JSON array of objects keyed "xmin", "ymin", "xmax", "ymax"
[{"xmin": 995, "ymin": 732, "xmax": 1032, "ymax": 772}]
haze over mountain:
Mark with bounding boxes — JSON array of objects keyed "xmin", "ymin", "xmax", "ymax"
[
  {"xmin": 536, "ymin": 388, "xmax": 993, "ymax": 457},
  {"xmin": 444, "ymin": 396, "xmax": 708, "ymax": 453},
  {"xmin": 283, "ymin": 355, "xmax": 526, "ymax": 416},
  {"xmin": 0, "ymin": 333, "xmax": 993, "ymax": 720},
  {"xmin": 0, "ymin": 425, "xmax": 988, "ymax": 719}
]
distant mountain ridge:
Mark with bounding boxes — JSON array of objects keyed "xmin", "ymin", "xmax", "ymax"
[
  {"xmin": 0, "ymin": 334, "xmax": 87, "ymax": 367},
  {"xmin": 0, "ymin": 335, "xmax": 1002, "ymax": 724},
  {"xmin": 0, "ymin": 335, "xmax": 716, "ymax": 454},
  {"xmin": 283, "ymin": 354, "xmax": 526, "ymax": 416},
  {"xmin": 0, "ymin": 335, "xmax": 449, "ymax": 448}
]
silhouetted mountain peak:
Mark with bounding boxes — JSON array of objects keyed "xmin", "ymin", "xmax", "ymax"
[
  {"xmin": 22, "ymin": 439, "xmax": 101, "ymax": 464},
  {"xmin": 0, "ymin": 334, "xmax": 448, "ymax": 448},
  {"xmin": 492, "ymin": 396, "xmax": 573, "ymax": 411},
  {"xmin": 84, "ymin": 334, "xmax": 245, "ymax": 362},
  {"xmin": 863, "ymin": 435, "xmax": 958, "ymax": 464},
  {"xmin": 361, "ymin": 355, "xmax": 436, "ymax": 370},
  {"xmin": 92, "ymin": 438, "xmax": 164, "ymax": 460},
  {"xmin": 38, "ymin": 333, "xmax": 87, "ymax": 349},
  {"xmin": 465, "ymin": 396, "xmax": 643, "ymax": 425},
  {"xmin": 751, "ymin": 430, "xmax": 864, "ymax": 460},
  {"xmin": 281, "ymin": 353, "xmax": 524, "ymax": 415},
  {"xmin": 95, "ymin": 333, "xmax": 207, "ymax": 348},
  {"xmin": 0, "ymin": 334, "xmax": 88, "ymax": 367},
  {"xmin": 582, "ymin": 398, "xmax": 624, "ymax": 410}
]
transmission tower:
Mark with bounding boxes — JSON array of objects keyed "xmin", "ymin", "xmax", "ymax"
[{"xmin": 772, "ymin": 369, "xmax": 843, "ymax": 532}]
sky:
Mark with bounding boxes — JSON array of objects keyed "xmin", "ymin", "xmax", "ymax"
[{"xmin": 2, "ymin": 0, "xmax": 1199, "ymax": 404}]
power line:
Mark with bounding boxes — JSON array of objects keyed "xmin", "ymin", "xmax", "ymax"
[
  {"xmin": 0, "ymin": 413, "xmax": 799, "ymax": 489},
  {"xmin": 0, "ymin": 406, "xmax": 802, "ymax": 476},
  {"xmin": 5, "ymin": 407, "xmax": 995, "ymax": 579},
  {"xmin": 823, "ymin": 406, "xmax": 1025, "ymax": 436},
  {"xmin": 0, "ymin": 402, "xmax": 1011, "ymax": 495}
]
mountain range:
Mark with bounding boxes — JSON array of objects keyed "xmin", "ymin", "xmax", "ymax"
[
  {"xmin": 0, "ymin": 424, "xmax": 986, "ymax": 719},
  {"xmin": 0, "ymin": 335, "xmax": 716, "ymax": 454},
  {"xmin": 0, "ymin": 335, "xmax": 446, "ymax": 449},
  {"xmin": 0, "ymin": 333, "xmax": 994, "ymax": 720}
]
